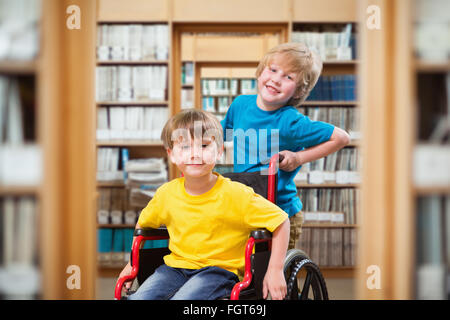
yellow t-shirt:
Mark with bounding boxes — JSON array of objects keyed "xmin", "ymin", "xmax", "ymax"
[{"xmin": 137, "ymin": 172, "xmax": 288, "ymax": 278}]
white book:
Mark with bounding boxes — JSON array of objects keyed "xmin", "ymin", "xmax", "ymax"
[
  {"xmin": 16, "ymin": 197, "xmax": 35, "ymax": 265},
  {"xmin": 96, "ymin": 107, "xmax": 109, "ymax": 140},
  {"xmin": 0, "ymin": 77, "xmax": 7, "ymax": 142},
  {"xmin": 128, "ymin": 24, "xmax": 143, "ymax": 61},
  {"xmin": 143, "ymin": 107, "xmax": 154, "ymax": 139},
  {"xmin": 142, "ymin": 25, "xmax": 156, "ymax": 60},
  {"xmin": 117, "ymin": 66, "xmax": 132, "ymax": 101},
  {"xmin": 2, "ymin": 197, "xmax": 15, "ymax": 266},
  {"xmin": 109, "ymin": 107, "xmax": 125, "ymax": 139},
  {"xmin": 6, "ymin": 79, "xmax": 24, "ymax": 144},
  {"xmin": 0, "ymin": 144, "xmax": 42, "ymax": 186},
  {"xmin": 155, "ymin": 24, "xmax": 168, "ymax": 60}
]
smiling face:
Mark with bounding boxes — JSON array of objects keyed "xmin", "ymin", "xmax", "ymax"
[
  {"xmin": 256, "ymin": 53, "xmax": 299, "ymax": 111},
  {"xmin": 168, "ymin": 131, "xmax": 222, "ymax": 179}
]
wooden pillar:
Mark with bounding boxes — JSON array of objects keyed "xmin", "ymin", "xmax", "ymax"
[{"xmin": 40, "ymin": 0, "xmax": 96, "ymax": 299}]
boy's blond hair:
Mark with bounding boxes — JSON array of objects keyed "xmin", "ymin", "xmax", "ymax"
[
  {"xmin": 255, "ymin": 42, "xmax": 323, "ymax": 107},
  {"xmin": 161, "ymin": 109, "xmax": 223, "ymax": 150}
]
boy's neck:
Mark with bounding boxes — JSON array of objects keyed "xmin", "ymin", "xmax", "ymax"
[
  {"xmin": 183, "ymin": 172, "xmax": 218, "ymax": 196},
  {"xmin": 256, "ymin": 95, "xmax": 284, "ymax": 112}
]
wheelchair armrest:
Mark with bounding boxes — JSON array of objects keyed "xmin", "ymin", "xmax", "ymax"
[
  {"xmin": 250, "ymin": 229, "xmax": 272, "ymax": 240},
  {"xmin": 134, "ymin": 227, "xmax": 169, "ymax": 238}
]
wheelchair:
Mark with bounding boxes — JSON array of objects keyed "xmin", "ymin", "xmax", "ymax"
[{"xmin": 115, "ymin": 154, "xmax": 328, "ymax": 300}]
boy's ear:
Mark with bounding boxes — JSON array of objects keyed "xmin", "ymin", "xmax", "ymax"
[
  {"xmin": 216, "ymin": 144, "xmax": 224, "ymax": 160},
  {"xmin": 167, "ymin": 148, "xmax": 176, "ymax": 164}
]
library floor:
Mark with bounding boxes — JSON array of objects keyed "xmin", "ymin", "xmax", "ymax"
[{"xmin": 96, "ymin": 277, "xmax": 355, "ymax": 300}]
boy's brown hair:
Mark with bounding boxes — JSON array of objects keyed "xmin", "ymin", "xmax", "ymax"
[
  {"xmin": 161, "ymin": 109, "xmax": 223, "ymax": 150},
  {"xmin": 255, "ymin": 42, "xmax": 323, "ymax": 107}
]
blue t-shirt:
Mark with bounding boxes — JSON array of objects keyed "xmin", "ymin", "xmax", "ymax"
[{"xmin": 221, "ymin": 95, "xmax": 334, "ymax": 217}]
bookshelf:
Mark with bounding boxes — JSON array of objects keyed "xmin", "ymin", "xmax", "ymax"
[
  {"xmin": 1, "ymin": 0, "xmax": 98, "ymax": 299},
  {"xmin": 0, "ymin": 28, "xmax": 41, "ymax": 300},
  {"xmin": 356, "ymin": 0, "xmax": 449, "ymax": 300},
  {"xmin": 289, "ymin": 20, "xmax": 360, "ymax": 276},
  {"xmin": 95, "ymin": 18, "xmax": 172, "ymax": 273},
  {"xmin": 93, "ymin": 0, "xmax": 361, "ymax": 282}
]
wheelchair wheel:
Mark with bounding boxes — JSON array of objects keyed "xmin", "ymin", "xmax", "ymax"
[{"xmin": 283, "ymin": 249, "xmax": 329, "ymax": 300}]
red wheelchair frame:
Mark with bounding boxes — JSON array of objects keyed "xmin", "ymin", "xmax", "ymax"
[{"xmin": 115, "ymin": 154, "xmax": 281, "ymax": 300}]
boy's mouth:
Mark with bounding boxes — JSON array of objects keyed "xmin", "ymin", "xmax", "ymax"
[{"xmin": 265, "ymin": 85, "xmax": 280, "ymax": 94}]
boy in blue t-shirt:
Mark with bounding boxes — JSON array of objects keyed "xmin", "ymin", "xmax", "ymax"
[{"xmin": 221, "ymin": 42, "xmax": 350, "ymax": 249}]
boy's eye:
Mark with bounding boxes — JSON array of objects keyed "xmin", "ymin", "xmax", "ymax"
[{"xmin": 286, "ymin": 75, "xmax": 293, "ymax": 80}]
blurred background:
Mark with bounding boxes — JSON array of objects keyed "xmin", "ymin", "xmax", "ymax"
[{"xmin": 0, "ymin": 0, "xmax": 448, "ymax": 300}]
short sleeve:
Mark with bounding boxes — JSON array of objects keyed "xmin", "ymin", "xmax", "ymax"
[
  {"xmin": 221, "ymin": 95, "xmax": 241, "ymax": 141},
  {"xmin": 137, "ymin": 186, "xmax": 166, "ymax": 228},
  {"xmin": 289, "ymin": 113, "xmax": 335, "ymax": 149},
  {"xmin": 243, "ymin": 189, "xmax": 288, "ymax": 233}
]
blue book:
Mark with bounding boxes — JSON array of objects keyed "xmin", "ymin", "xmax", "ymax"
[
  {"xmin": 112, "ymin": 229, "xmax": 124, "ymax": 253},
  {"xmin": 121, "ymin": 148, "xmax": 129, "ymax": 181},
  {"xmin": 330, "ymin": 76, "xmax": 338, "ymax": 101},
  {"xmin": 98, "ymin": 228, "xmax": 113, "ymax": 253},
  {"xmin": 123, "ymin": 228, "xmax": 134, "ymax": 255},
  {"xmin": 323, "ymin": 76, "xmax": 331, "ymax": 101},
  {"xmin": 350, "ymin": 75, "xmax": 356, "ymax": 101}
]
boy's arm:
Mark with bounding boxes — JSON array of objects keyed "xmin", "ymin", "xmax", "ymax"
[
  {"xmin": 279, "ymin": 126, "xmax": 350, "ymax": 171},
  {"xmin": 262, "ymin": 218, "xmax": 290, "ymax": 300},
  {"xmin": 118, "ymin": 222, "xmax": 141, "ymax": 291}
]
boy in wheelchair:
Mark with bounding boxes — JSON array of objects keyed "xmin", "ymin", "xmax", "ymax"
[{"xmin": 117, "ymin": 109, "xmax": 290, "ymax": 300}]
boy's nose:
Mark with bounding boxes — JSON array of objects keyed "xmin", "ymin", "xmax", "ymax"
[
  {"xmin": 271, "ymin": 72, "xmax": 282, "ymax": 84},
  {"xmin": 190, "ymin": 143, "xmax": 202, "ymax": 162}
]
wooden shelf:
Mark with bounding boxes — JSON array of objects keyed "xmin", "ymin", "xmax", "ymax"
[
  {"xmin": 96, "ymin": 101, "xmax": 168, "ymax": 106},
  {"xmin": 413, "ymin": 185, "xmax": 450, "ymax": 196},
  {"xmin": 96, "ymin": 60, "xmax": 168, "ymax": 65},
  {"xmin": 296, "ymin": 182, "xmax": 359, "ymax": 188},
  {"xmin": 303, "ymin": 223, "xmax": 357, "ymax": 228},
  {"xmin": 415, "ymin": 60, "xmax": 450, "ymax": 73},
  {"xmin": 97, "ymin": 181, "xmax": 125, "ymax": 187},
  {"xmin": 0, "ymin": 59, "xmax": 38, "ymax": 75},
  {"xmin": 98, "ymin": 224, "xmax": 135, "ymax": 228},
  {"xmin": 323, "ymin": 60, "xmax": 359, "ymax": 65},
  {"xmin": 301, "ymin": 101, "xmax": 359, "ymax": 106},
  {"xmin": 0, "ymin": 185, "xmax": 40, "ymax": 196},
  {"xmin": 96, "ymin": 140, "xmax": 164, "ymax": 147}
]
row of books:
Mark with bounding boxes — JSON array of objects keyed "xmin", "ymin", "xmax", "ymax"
[
  {"xmin": 201, "ymin": 79, "xmax": 258, "ymax": 96},
  {"xmin": 297, "ymin": 227, "xmax": 357, "ymax": 267},
  {"xmin": 96, "ymin": 24, "xmax": 169, "ymax": 61},
  {"xmin": 97, "ymin": 188, "xmax": 138, "ymax": 225},
  {"xmin": 98, "ymin": 228, "xmax": 168, "ymax": 267},
  {"xmin": 181, "ymin": 62, "xmax": 194, "ymax": 85},
  {"xmin": 0, "ymin": 0, "xmax": 40, "ymax": 61},
  {"xmin": 416, "ymin": 195, "xmax": 450, "ymax": 299},
  {"xmin": 298, "ymin": 188, "xmax": 360, "ymax": 225},
  {"xmin": 295, "ymin": 148, "xmax": 360, "ymax": 185},
  {"xmin": 291, "ymin": 23, "xmax": 357, "ymax": 61},
  {"xmin": 96, "ymin": 106, "xmax": 168, "ymax": 141},
  {"xmin": 306, "ymin": 75, "xmax": 356, "ymax": 101},
  {"xmin": 96, "ymin": 66, "xmax": 168, "ymax": 102},
  {"xmin": 0, "ymin": 76, "xmax": 42, "ymax": 187},
  {"xmin": 298, "ymin": 106, "xmax": 360, "ymax": 141},
  {"xmin": 0, "ymin": 196, "xmax": 40, "ymax": 299},
  {"xmin": 414, "ymin": 0, "xmax": 449, "ymax": 62},
  {"xmin": 202, "ymin": 96, "xmax": 231, "ymax": 114},
  {"xmin": 181, "ymin": 88, "xmax": 194, "ymax": 109}
]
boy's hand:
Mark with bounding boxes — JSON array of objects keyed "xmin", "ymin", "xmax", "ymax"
[
  {"xmin": 118, "ymin": 262, "xmax": 134, "ymax": 293},
  {"xmin": 278, "ymin": 150, "xmax": 301, "ymax": 172},
  {"xmin": 262, "ymin": 267, "xmax": 287, "ymax": 300}
]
